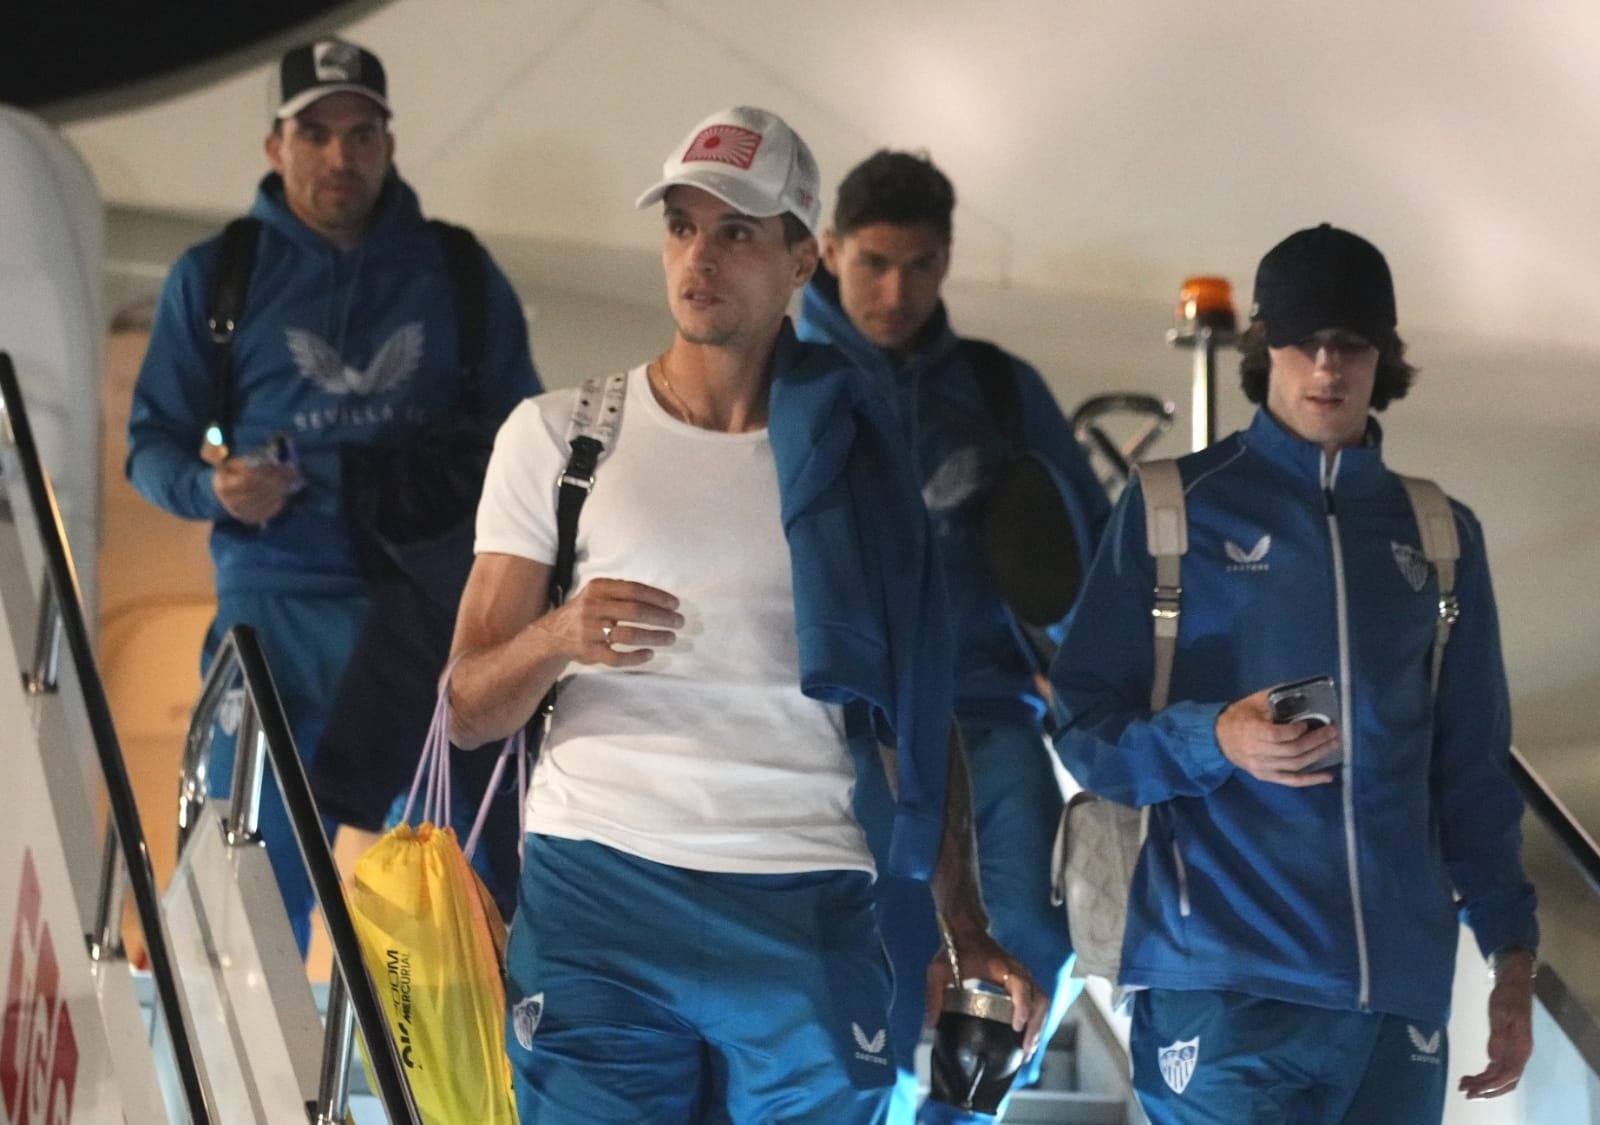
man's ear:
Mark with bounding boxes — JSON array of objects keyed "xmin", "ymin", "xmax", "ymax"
[
  {"xmin": 821, "ymin": 227, "xmax": 840, "ymax": 275},
  {"xmin": 265, "ymin": 129, "xmax": 284, "ymax": 173},
  {"xmin": 792, "ymin": 235, "xmax": 820, "ymax": 289}
]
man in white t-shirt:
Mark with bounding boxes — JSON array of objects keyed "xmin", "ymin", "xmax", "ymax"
[{"xmin": 448, "ymin": 106, "xmax": 1045, "ymax": 1123}]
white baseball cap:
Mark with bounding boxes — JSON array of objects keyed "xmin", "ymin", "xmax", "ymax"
[{"xmin": 635, "ymin": 106, "xmax": 821, "ymax": 236}]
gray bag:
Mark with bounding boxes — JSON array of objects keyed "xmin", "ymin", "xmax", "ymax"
[{"xmin": 1049, "ymin": 460, "xmax": 1180, "ymax": 983}]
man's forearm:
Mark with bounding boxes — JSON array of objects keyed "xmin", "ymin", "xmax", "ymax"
[
  {"xmin": 126, "ymin": 440, "xmax": 221, "ymax": 521},
  {"xmin": 929, "ymin": 720, "xmax": 990, "ymax": 944},
  {"xmin": 448, "ymin": 555, "xmax": 567, "ymax": 749},
  {"xmin": 448, "ymin": 622, "xmax": 567, "ymax": 749}
]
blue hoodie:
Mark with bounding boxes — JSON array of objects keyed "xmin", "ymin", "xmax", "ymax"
[
  {"xmin": 798, "ymin": 269, "xmax": 1109, "ymax": 721},
  {"xmin": 1051, "ymin": 408, "xmax": 1537, "ymax": 1024},
  {"xmin": 127, "ymin": 172, "xmax": 539, "ymax": 594}
]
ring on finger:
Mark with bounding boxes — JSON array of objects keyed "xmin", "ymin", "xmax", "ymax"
[{"xmin": 601, "ymin": 623, "xmax": 615, "ymax": 647}]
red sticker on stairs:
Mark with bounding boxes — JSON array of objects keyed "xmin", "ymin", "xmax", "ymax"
[{"xmin": 1, "ymin": 849, "xmax": 78, "ymax": 1124}]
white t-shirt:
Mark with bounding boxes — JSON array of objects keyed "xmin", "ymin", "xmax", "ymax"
[{"xmin": 474, "ymin": 368, "xmax": 873, "ymax": 876}]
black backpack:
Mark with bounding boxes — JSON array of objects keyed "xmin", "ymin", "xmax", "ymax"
[{"xmin": 960, "ymin": 339, "xmax": 1088, "ymax": 668}]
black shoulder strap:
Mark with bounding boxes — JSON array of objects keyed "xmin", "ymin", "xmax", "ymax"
[
  {"xmin": 551, "ymin": 435, "xmax": 601, "ymax": 608},
  {"xmin": 206, "ymin": 217, "xmax": 262, "ymax": 450},
  {"xmin": 960, "ymin": 338, "xmax": 1023, "ymax": 455},
  {"xmin": 536, "ymin": 443, "xmax": 597, "ymax": 725},
  {"xmin": 548, "ymin": 372, "xmax": 627, "ymax": 604},
  {"xmin": 538, "ymin": 372, "xmax": 627, "ymax": 720},
  {"xmin": 427, "ymin": 219, "xmax": 488, "ymax": 409}
]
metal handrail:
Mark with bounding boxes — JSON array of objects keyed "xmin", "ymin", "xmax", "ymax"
[
  {"xmin": 1507, "ymin": 745, "xmax": 1600, "ymax": 1080},
  {"xmin": 1070, "ymin": 392, "xmax": 1177, "ymax": 484},
  {"xmin": 0, "ymin": 353, "xmax": 216, "ymax": 1123},
  {"xmin": 183, "ymin": 625, "xmax": 420, "ymax": 1124},
  {"xmin": 1511, "ymin": 745, "xmax": 1600, "ymax": 897}
]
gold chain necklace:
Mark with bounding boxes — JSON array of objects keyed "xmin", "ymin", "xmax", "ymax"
[{"xmin": 652, "ymin": 358, "xmax": 701, "ymax": 428}]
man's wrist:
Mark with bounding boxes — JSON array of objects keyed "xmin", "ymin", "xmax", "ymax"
[
  {"xmin": 1488, "ymin": 945, "xmax": 1538, "ymax": 983},
  {"xmin": 935, "ymin": 906, "xmax": 990, "ymax": 949}
]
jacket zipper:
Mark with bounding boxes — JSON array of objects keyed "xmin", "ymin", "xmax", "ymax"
[
  {"xmin": 1171, "ymin": 839, "xmax": 1191, "ymax": 916},
  {"xmin": 1324, "ymin": 452, "xmax": 1370, "ymax": 1010}
]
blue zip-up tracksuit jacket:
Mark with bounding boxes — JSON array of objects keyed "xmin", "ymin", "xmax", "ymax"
[
  {"xmin": 126, "ymin": 171, "xmax": 539, "ymax": 594},
  {"xmin": 770, "ymin": 323, "xmax": 954, "ymax": 879},
  {"xmin": 1051, "ymin": 408, "xmax": 1537, "ymax": 1026},
  {"xmin": 799, "ymin": 270, "xmax": 1109, "ymax": 720},
  {"xmin": 801, "ymin": 269, "xmax": 1109, "ymax": 1121}
]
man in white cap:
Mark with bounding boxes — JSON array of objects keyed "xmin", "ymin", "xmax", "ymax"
[
  {"xmin": 127, "ymin": 37, "xmax": 539, "ymax": 951},
  {"xmin": 449, "ymin": 105, "xmax": 1044, "ymax": 1121}
]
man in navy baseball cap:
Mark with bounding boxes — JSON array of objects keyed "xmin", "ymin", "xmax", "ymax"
[{"xmin": 1051, "ymin": 221, "xmax": 1538, "ymax": 1123}]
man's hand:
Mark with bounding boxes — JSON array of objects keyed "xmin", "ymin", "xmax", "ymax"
[
  {"xmin": 924, "ymin": 916, "xmax": 1049, "ymax": 1060},
  {"xmin": 212, "ymin": 458, "xmax": 300, "ymax": 525},
  {"xmin": 1459, "ymin": 955, "xmax": 1535, "ymax": 1099},
  {"xmin": 1215, "ymin": 688, "xmax": 1340, "ymax": 786},
  {"xmin": 532, "ymin": 577, "xmax": 682, "ymax": 669}
]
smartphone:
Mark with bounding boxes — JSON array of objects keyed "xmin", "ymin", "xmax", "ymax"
[
  {"xmin": 1267, "ymin": 675, "xmax": 1342, "ymax": 772},
  {"xmin": 237, "ymin": 430, "xmax": 305, "ymax": 494}
]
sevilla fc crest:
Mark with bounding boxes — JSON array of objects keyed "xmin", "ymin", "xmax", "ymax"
[{"xmin": 1158, "ymin": 1037, "xmax": 1199, "ymax": 1094}]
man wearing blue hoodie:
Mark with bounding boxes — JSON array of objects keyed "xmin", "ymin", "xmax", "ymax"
[
  {"xmin": 126, "ymin": 38, "xmax": 538, "ymax": 950},
  {"xmin": 1052, "ymin": 225, "xmax": 1537, "ymax": 1123},
  {"xmin": 798, "ymin": 150, "xmax": 1109, "ymax": 1122}
]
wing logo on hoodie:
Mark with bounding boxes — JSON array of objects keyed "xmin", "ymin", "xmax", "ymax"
[
  {"xmin": 1224, "ymin": 535, "xmax": 1271, "ymax": 564},
  {"xmin": 285, "ymin": 323, "xmax": 424, "ymax": 395},
  {"xmin": 922, "ymin": 446, "xmax": 982, "ymax": 512},
  {"xmin": 1224, "ymin": 534, "xmax": 1271, "ymax": 572}
]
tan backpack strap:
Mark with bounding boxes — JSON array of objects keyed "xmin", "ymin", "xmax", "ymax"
[
  {"xmin": 1136, "ymin": 459, "xmax": 1187, "ymax": 712},
  {"xmin": 1399, "ymin": 475, "xmax": 1460, "ymax": 695}
]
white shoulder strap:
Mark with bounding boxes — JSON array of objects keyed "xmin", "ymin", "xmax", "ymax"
[
  {"xmin": 1136, "ymin": 459, "xmax": 1187, "ymax": 712},
  {"xmin": 566, "ymin": 371, "xmax": 628, "ymax": 451},
  {"xmin": 1398, "ymin": 475, "xmax": 1460, "ymax": 694}
]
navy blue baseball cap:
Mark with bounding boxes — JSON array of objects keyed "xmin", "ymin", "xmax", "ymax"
[
  {"xmin": 277, "ymin": 38, "xmax": 390, "ymax": 120},
  {"xmin": 1250, "ymin": 224, "xmax": 1396, "ymax": 349}
]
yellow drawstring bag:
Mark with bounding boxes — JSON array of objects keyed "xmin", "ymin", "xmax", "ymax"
[{"xmin": 348, "ymin": 686, "xmax": 524, "ymax": 1123}]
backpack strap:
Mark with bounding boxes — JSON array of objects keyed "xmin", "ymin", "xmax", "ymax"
[
  {"xmin": 427, "ymin": 219, "xmax": 488, "ymax": 409},
  {"xmin": 963, "ymin": 337, "xmax": 1064, "ymax": 674},
  {"xmin": 535, "ymin": 371, "xmax": 627, "ymax": 724},
  {"xmin": 1398, "ymin": 475, "xmax": 1460, "ymax": 695},
  {"xmin": 550, "ymin": 372, "xmax": 626, "ymax": 607},
  {"xmin": 1136, "ymin": 459, "xmax": 1187, "ymax": 712},
  {"xmin": 961, "ymin": 338, "xmax": 1023, "ymax": 454},
  {"xmin": 205, "ymin": 217, "xmax": 262, "ymax": 451}
]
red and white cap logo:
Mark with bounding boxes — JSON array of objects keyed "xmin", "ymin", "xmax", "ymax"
[{"xmin": 682, "ymin": 124, "xmax": 763, "ymax": 169}]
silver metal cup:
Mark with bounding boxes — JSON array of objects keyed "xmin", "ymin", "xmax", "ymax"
[{"xmin": 928, "ymin": 985, "xmax": 1025, "ymax": 1113}]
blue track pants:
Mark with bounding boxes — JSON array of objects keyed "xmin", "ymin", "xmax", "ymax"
[
  {"xmin": 504, "ymin": 835, "xmax": 897, "ymax": 1123},
  {"xmin": 1132, "ymin": 989, "xmax": 1448, "ymax": 1124}
]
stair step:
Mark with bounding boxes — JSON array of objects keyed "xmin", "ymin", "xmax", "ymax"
[{"xmin": 1004, "ymin": 1088, "xmax": 1128, "ymax": 1124}]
